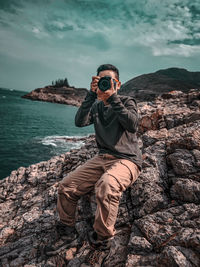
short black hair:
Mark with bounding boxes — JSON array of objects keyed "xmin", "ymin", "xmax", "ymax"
[{"xmin": 97, "ymin": 64, "xmax": 119, "ymax": 80}]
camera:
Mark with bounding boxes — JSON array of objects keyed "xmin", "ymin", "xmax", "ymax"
[{"xmin": 98, "ymin": 76, "xmax": 117, "ymax": 92}]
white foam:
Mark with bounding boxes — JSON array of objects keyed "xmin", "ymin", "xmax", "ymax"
[
  {"xmin": 37, "ymin": 134, "xmax": 91, "ymax": 151},
  {"xmin": 42, "ymin": 140, "xmax": 57, "ymax": 147}
]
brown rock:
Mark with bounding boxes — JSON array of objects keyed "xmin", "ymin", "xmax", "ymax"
[
  {"xmin": 0, "ymin": 88, "xmax": 199, "ymax": 266},
  {"xmin": 22, "ymin": 86, "xmax": 88, "ymax": 107}
]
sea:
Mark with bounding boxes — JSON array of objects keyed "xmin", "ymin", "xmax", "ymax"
[{"xmin": 0, "ymin": 88, "xmax": 94, "ymax": 180}]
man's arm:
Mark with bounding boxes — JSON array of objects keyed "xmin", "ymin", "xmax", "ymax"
[
  {"xmin": 75, "ymin": 76, "xmax": 100, "ymax": 127},
  {"xmin": 97, "ymin": 78, "xmax": 138, "ymax": 133},
  {"xmin": 75, "ymin": 91, "xmax": 97, "ymax": 127},
  {"xmin": 107, "ymin": 93, "xmax": 138, "ymax": 133}
]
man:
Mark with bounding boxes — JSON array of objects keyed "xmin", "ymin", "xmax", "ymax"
[{"xmin": 45, "ymin": 64, "xmax": 142, "ymax": 255}]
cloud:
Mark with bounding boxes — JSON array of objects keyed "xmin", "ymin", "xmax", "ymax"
[
  {"xmin": 32, "ymin": 27, "xmax": 40, "ymax": 34},
  {"xmin": 0, "ymin": 0, "xmax": 23, "ymax": 14},
  {"xmin": 31, "ymin": 26, "xmax": 50, "ymax": 39},
  {"xmin": 152, "ymin": 44, "xmax": 200, "ymax": 57},
  {"xmin": 0, "ymin": 0, "xmax": 200, "ymax": 90},
  {"xmin": 45, "ymin": 21, "xmax": 74, "ymax": 32},
  {"xmin": 0, "ymin": 0, "xmax": 200, "ymax": 56}
]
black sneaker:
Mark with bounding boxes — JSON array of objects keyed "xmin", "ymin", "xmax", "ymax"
[
  {"xmin": 88, "ymin": 231, "xmax": 113, "ymax": 251},
  {"xmin": 44, "ymin": 221, "xmax": 78, "ymax": 256}
]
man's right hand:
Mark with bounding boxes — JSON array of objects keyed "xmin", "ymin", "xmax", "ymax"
[{"xmin": 90, "ymin": 76, "xmax": 100, "ymax": 94}]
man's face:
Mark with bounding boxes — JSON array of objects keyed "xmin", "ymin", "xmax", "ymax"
[{"xmin": 98, "ymin": 70, "xmax": 121, "ymax": 92}]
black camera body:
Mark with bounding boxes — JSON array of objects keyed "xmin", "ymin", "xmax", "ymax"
[{"xmin": 98, "ymin": 76, "xmax": 117, "ymax": 92}]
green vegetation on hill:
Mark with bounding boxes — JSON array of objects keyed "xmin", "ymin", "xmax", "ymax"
[{"xmin": 52, "ymin": 78, "xmax": 69, "ymax": 87}]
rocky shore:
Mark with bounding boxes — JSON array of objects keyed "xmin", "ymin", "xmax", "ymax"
[
  {"xmin": 22, "ymin": 86, "xmax": 88, "ymax": 107},
  {"xmin": 0, "ymin": 89, "xmax": 200, "ymax": 266}
]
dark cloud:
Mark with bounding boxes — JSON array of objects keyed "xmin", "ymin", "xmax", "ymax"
[
  {"xmin": 170, "ymin": 38, "xmax": 200, "ymax": 46},
  {"xmin": 45, "ymin": 22, "xmax": 74, "ymax": 32},
  {"xmin": 0, "ymin": 0, "xmax": 22, "ymax": 14},
  {"xmin": 79, "ymin": 32, "xmax": 111, "ymax": 51},
  {"xmin": 63, "ymin": 0, "xmax": 135, "ymax": 24},
  {"xmin": 188, "ymin": 3, "xmax": 200, "ymax": 17},
  {"xmin": 0, "ymin": 19, "xmax": 9, "ymax": 27}
]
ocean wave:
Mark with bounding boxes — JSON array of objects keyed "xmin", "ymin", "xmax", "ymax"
[{"xmin": 35, "ymin": 134, "xmax": 92, "ymax": 152}]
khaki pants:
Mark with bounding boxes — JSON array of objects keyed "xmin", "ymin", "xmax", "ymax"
[{"xmin": 57, "ymin": 154, "xmax": 140, "ymax": 238}]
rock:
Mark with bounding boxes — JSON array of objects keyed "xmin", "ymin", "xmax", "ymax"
[
  {"xmin": 170, "ymin": 179, "xmax": 200, "ymax": 203},
  {"xmin": 0, "ymin": 88, "xmax": 200, "ymax": 266},
  {"xmin": 158, "ymin": 246, "xmax": 200, "ymax": 267},
  {"xmin": 127, "ymin": 227, "xmax": 153, "ymax": 254},
  {"xmin": 22, "ymin": 86, "xmax": 88, "ymax": 107},
  {"xmin": 125, "ymin": 253, "xmax": 158, "ymax": 267},
  {"xmin": 168, "ymin": 149, "xmax": 197, "ymax": 175}
]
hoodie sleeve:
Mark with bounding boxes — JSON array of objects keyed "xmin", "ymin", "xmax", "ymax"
[
  {"xmin": 75, "ymin": 90, "xmax": 97, "ymax": 127},
  {"xmin": 106, "ymin": 93, "xmax": 138, "ymax": 133}
]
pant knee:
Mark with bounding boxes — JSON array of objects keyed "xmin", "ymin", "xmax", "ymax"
[
  {"xmin": 95, "ymin": 180, "xmax": 109, "ymax": 201},
  {"xmin": 58, "ymin": 180, "xmax": 68, "ymax": 194},
  {"xmin": 58, "ymin": 179, "xmax": 78, "ymax": 201},
  {"xmin": 95, "ymin": 175, "xmax": 121, "ymax": 202}
]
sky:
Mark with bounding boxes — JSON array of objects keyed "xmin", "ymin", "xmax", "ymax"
[{"xmin": 0, "ymin": 0, "xmax": 200, "ymax": 91}]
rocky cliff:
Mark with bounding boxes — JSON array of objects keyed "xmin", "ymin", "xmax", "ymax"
[
  {"xmin": 0, "ymin": 89, "xmax": 200, "ymax": 266},
  {"xmin": 119, "ymin": 68, "xmax": 200, "ymax": 101},
  {"xmin": 22, "ymin": 86, "xmax": 88, "ymax": 107}
]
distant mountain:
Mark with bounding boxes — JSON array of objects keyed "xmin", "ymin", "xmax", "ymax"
[{"xmin": 119, "ymin": 67, "xmax": 200, "ymax": 101}]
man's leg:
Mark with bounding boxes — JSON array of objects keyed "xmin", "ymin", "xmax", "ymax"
[
  {"xmin": 57, "ymin": 155, "xmax": 105, "ymax": 226},
  {"xmin": 45, "ymin": 155, "xmax": 106, "ymax": 256},
  {"xmin": 94, "ymin": 159, "xmax": 140, "ymax": 238}
]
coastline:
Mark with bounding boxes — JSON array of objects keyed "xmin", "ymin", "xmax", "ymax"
[
  {"xmin": 22, "ymin": 86, "xmax": 88, "ymax": 107},
  {"xmin": 0, "ymin": 88, "xmax": 94, "ymax": 179},
  {"xmin": 21, "ymin": 68, "xmax": 200, "ymax": 106}
]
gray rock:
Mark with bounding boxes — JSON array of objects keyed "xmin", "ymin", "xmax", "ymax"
[
  {"xmin": 170, "ymin": 178, "xmax": 200, "ymax": 203},
  {"xmin": 168, "ymin": 149, "xmax": 197, "ymax": 175},
  {"xmin": 158, "ymin": 246, "xmax": 200, "ymax": 267}
]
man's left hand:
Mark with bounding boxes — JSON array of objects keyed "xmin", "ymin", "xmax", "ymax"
[{"xmin": 97, "ymin": 79, "xmax": 116, "ymax": 104}]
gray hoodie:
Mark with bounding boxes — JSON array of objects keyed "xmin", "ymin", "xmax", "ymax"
[{"xmin": 75, "ymin": 91, "xmax": 142, "ymax": 170}]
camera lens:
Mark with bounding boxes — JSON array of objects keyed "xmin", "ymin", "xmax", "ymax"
[{"xmin": 98, "ymin": 76, "xmax": 111, "ymax": 92}]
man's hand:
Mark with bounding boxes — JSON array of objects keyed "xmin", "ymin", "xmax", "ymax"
[
  {"xmin": 90, "ymin": 76, "xmax": 100, "ymax": 94},
  {"xmin": 97, "ymin": 79, "xmax": 116, "ymax": 104}
]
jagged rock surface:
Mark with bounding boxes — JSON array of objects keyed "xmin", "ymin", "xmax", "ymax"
[
  {"xmin": 0, "ymin": 89, "xmax": 200, "ymax": 266},
  {"xmin": 22, "ymin": 86, "xmax": 88, "ymax": 107}
]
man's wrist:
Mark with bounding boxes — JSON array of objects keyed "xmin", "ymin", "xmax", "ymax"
[{"xmin": 89, "ymin": 90, "xmax": 97, "ymax": 98}]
